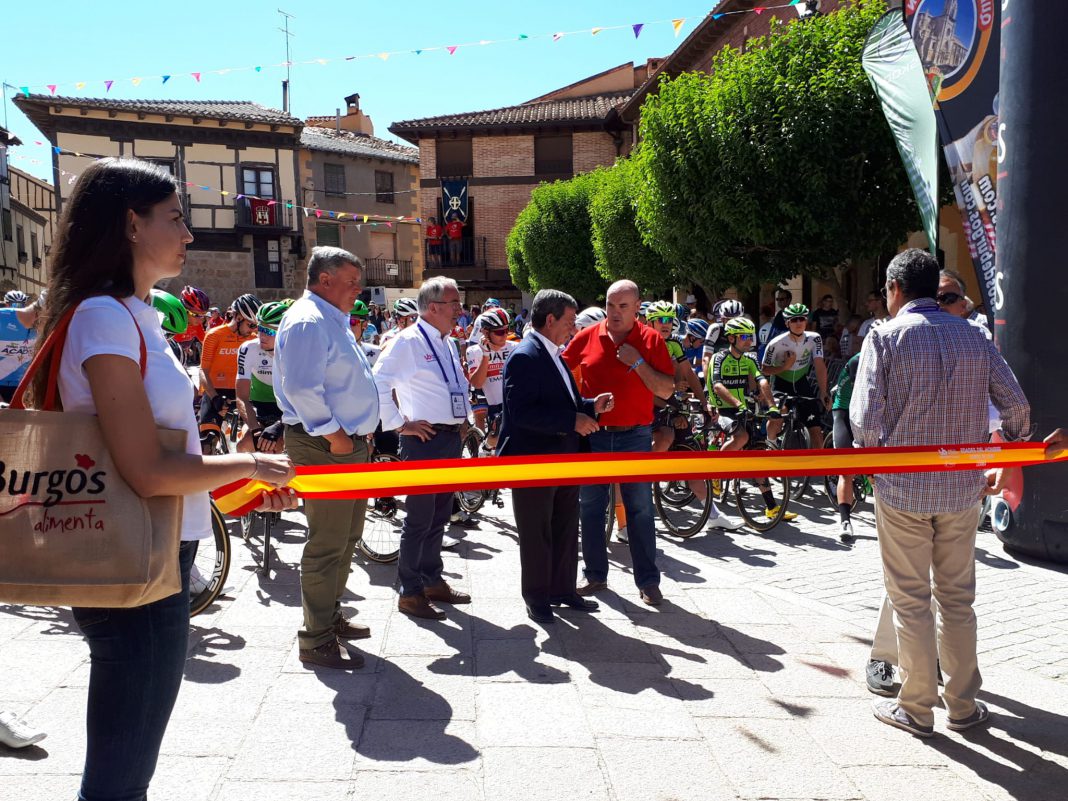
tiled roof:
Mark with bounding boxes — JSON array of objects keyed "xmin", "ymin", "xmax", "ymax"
[
  {"xmin": 300, "ymin": 127, "xmax": 418, "ymax": 164},
  {"xmin": 389, "ymin": 91, "xmax": 632, "ymax": 137},
  {"xmin": 13, "ymin": 95, "xmax": 302, "ymax": 126}
]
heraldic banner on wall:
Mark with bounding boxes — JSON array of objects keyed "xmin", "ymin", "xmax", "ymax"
[
  {"xmin": 441, "ymin": 178, "xmax": 469, "ymax": 223},
  {"xmin": 904, "ymin": 0, "xmax": 1000, "ymax": 323}
]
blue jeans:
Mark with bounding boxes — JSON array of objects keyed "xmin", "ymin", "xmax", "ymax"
[
  {"xmin": 579, "ymin": 425, "xmax": 660, "ymax": 589},
  {"xmin": 72, "ymin": 540, "xmax": 195, "ymax": 801},
  {"xmin": 398, "ymin": 431, "xmax": 461, "ymax": 597}
]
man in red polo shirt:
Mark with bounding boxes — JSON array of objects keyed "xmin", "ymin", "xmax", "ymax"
[
  {"xmin": 425, "ymin": 216, "xmax": 444, "ymax": 268},
  {"xmin": 562, "ymin": 279, "xmax": 674, "ymax": 605}
]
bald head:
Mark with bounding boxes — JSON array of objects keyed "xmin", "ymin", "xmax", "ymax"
[{"xmin": 605, "ymin": 279, "xmax": 641, "ymax": 337}]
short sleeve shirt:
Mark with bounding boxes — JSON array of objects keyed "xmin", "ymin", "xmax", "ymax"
[
  {"xmin": 445, "ymin": 220, "xmax": 464, "ymax": 240},
  {"xmin": 57, "ymin": 296, "xmax": 211, "ymax": 541},
  {"xmin": 236, "ymin": 339, "xmax": 275, "ymax": 403},
  {"xmin": 709, "ymin": 350, "xmax": 764, "ymax": 409},
  {"xmin": 201, "ymin": 323, "xmax": 253, "ymax": 391},
  {"xmin": 561, "ymin": 320, "xmax": 673, "ymax": 427},
  {"xmin": 466, "ymin": 340, "xmax": 518, "ymax": 406},
  {"xmin": 426, "ymin": 224, "xmax": 443, "ymax": 244}
]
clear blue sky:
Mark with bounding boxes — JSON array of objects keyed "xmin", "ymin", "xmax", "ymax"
[{"xmin": 2, "ymin": 0, "xmax": 716, "ymax": 182}]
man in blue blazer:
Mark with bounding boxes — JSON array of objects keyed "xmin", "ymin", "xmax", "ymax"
[{"xmin": 498, "ymin": 289, "xmax": 614, "ymax": 624}]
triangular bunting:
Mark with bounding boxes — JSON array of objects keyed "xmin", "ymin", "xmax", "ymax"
[
  {"xmin": 713, "ymin": 13, "xmax": 724, "ymax": 20},
  {"xmin": 75, "ymin": 82, "xmax": 86, "ymax": 90},
  {"xmin": 414, "ymin": 49, "xmax": 423, "ymax": 55},
  {"xmin": 104, "ymin": 80, "xmax": 113, "ymax": 92},
  {"xmin": 672, "ymin": 19, "xmax": 685, "ymax": 37},
  {"xmin": 47, "ymin": 85, "xmax": 57, "ymax": 95},
  {"xmin": 378, "ymin": 52, "xmax": 390, "ymax": 61},
  {"xmin": 19, "ymin": 87, "xmax": 29, "ymax": 96},
  {"xmin": 447, "ymin": 46, "xmax": 458, "ymax": 55},
  {"xmin": 254, "ymin": 66, "xmax": 262, "ymax": 72},
  {"xmin": 754, "ymin": 7, "xmax": 765, "ymax": 15},
  {"xmin": 131, "ymin": 77, "xmax": 142, "ymax": 86},
  {"xmin": 591, "ymin": 27, "xmax": 603, "ymax": 35},
  {"xmin": 192, "ymin": 72, "xmax": 201, "ymax": 82},
  {"xmin": 518, "ymin": 34, "xmax": 528, "ymax": 40},
  {"xmin": 162, "ymin": 75, "xmax": 171, "ymax": 84},
  {"xmin": 553, "ymin": 33, "xmax": 564, "ymax": 41},
  {"xmin": 632, "ymin": 23, "xmax": 644, "ymax": 38},
  {"xmin": 315, "ymin": 209, "xmax": 323, "ymax": 218}
]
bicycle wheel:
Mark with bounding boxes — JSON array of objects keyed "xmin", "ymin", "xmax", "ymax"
[
  {"xmin": 821, "ymin": 431, "xmax": 862, "ymax": 513},
  {"xmin": 240, "ymin": 512, "xmax": 255, "ymax": 543},
  {"xmin": 653, "ymin": 445, "xmax": 712, "ymax": 538},
  {"xmin": 456, "ymin": 429, "xmax": 487, "ymax": 514},
  {"xmin": 358, "ymin": 454, "xmax": 403, "ymax": 563},
  {"xmin": 782, "ymin": 424, "xmax": 812, "ymax": 498},
  {"xmin": 733, "ymin": 443, "xmax": 792, "ymax": 533},
  {"xmin": 190, "ymin": 502, "xmax": 232, "ymax": 617}
]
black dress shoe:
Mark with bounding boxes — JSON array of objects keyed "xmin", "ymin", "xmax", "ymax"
[
  {"xmin": 525, "ymin": 604, "xmax": 555, "ymax": 624},
  {"xmin": 550, "ymin": 594, "xmax": 599, "ymax": 611}
]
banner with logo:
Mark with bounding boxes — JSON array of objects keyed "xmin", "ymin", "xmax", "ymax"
[
  {"xmin": 441, "ymin": 178, "xmax": 469, "ymax": 223},
  {"xmin": 904, "ymin": 0, "xmax": 1000, "ymax": 320},
  {"xmin": 863, "ymin": 9, "xmax": 941, "ymax": 254}
]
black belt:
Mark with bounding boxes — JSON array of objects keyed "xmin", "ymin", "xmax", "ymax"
[
  {"xmin": 601, "ymin": 425, "xmax": 639, "ymax": 433},
  {"xmin": 430, "ymin": 423, "xmax": 462, "ymax": 432}
]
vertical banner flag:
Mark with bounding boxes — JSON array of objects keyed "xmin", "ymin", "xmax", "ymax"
[
  {"xmin": 441, "ymin": 178, "xmax": 469, "ymax": 223},
  {"xmin": 904, "ymin": 0, "xmax": 1000, "ymax": 323},
  {"xmin": 862, "ymin": 9, "xmax": 940, "ymax": 255}
]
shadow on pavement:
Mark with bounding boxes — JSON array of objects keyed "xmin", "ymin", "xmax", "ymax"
[{"xmin": 183, "ymin": 626, "xmax": 247, "ymax": 685}]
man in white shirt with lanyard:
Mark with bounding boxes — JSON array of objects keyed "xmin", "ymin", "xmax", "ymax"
[
  {"xmin": 275, "ymin": 247, "xmax": 380, "ymax": 670},
  {"xmin": 373, "ymin": 276, "xmax": 473, "ymax": 620}
]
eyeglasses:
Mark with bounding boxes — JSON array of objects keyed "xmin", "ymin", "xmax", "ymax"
[
  {"xmin": 349, "ymin": 316, "xmax": 366, "ymax": 326},
  {"xmin": 786, "ymin": 317, "xmax": 807, "ymax": 324},
  {"xmin": 487, "ymin": 328, "xmax": 508, "ymax": 336},
  {"xmin": 876, "ymin": 288, "xmax": 888, "ymax": 300},
  {"xmin": 937, "ymin": 292, "xmax": 963, "ymax": 305},
  {"xmin": 649, "ymin": 316, "xmax": 674, "ymax": 324},
  {"xmin": 257, "ymin": 325, "xmax": 277, "ymax": 337},
  {"xmin": 432, "ymin": 299, "xmax": 463, "ymax": 307}
]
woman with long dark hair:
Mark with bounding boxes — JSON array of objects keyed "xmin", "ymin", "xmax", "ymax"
[{"xmin": 32, "ymin": 158, "xmax": 297, "ymax": 801}]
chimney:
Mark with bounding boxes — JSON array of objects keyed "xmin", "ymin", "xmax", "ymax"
[
  {"xmin": 336, "ymin": 108, "xmax": 341, "ymax": 133},
  {"xmin": 282, "ymin": 80, "xmax": 289, "ymax": 113}
]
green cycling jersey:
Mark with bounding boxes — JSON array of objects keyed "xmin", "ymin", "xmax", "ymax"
[
  {"xmin": 708, "ymin": 348, "xmax": 765, "ymax": 409},
  {"xmin": 236, "ymin": 339, "xmax": 275, "ymax": 404}
]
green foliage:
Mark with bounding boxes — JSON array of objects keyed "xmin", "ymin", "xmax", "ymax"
[
  {"xmin": 506, "ymin": 171, "xmax": 608, "ymax": 303},
  {"xmin": 634, "ymin": 0, "xmax": 919, "ymax": 290},
  {"xmin": 589, "ymin": 160, "xmax": 674, "ymax": 295}
]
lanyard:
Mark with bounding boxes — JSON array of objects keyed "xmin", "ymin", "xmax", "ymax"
[{"xmin": 418, "ymin": 323, "xmax": 461, "ymax": 390}]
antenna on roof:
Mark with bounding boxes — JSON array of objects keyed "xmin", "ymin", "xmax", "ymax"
[{"xmin": 278, "ymin": 9, "xmax": 295, "ymax": 113}]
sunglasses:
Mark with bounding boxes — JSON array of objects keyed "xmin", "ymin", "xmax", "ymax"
[
  {"xmin": 736, "ymin": 334, "xmax": 754, "ymax": 340},
  {"xmin": 257, "ymin": 325, "xmax": 277, "ymax": 337},
  {"xmin": 488, "ymin": 328, "xmax": 508, "ymax": 335},
  {"xmin": 786, "ymin": 317, "xmax": 807, "ymax": 324},
  {"xmin": 649, "ymin": 316, "xmax": 674, "ymax": 324},
  {"xmin": 349, "ymin": 316, "xmax": 366, "ymax": 326},
  {"xmin": 937, "ymin": 292, "xmax": 963, "ymax": 305}
]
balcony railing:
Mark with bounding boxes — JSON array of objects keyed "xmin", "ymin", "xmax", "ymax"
[
  {"xmin": 235, "ymin": 197, "xmax": 294, "ymax": 232},
  {"xmin": 424, "ymin": 236, "xmax": 487, "ymax": 274},
  {"xmin": 363, "ymin": 257, "xmax": 413, "ymax": 288}
]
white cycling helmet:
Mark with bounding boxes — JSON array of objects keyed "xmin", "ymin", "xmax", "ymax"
[
  {"xmin": 718, "ymin": 299, "xmax": 744, "ymax": 319},
  {"xmin": 393, "ymin": 297, "xmax": 418, "ymax": 316},
  {"xmin": 575, "ymin": 306, "xmax": 607, "ymax": 331},
  {"xmin": 230, "ymin": 293, "xmax": 262, "ymax": 323},
  {"xmin": 4, "ymin": 290, "xmax": 28, "ymax": 308}
]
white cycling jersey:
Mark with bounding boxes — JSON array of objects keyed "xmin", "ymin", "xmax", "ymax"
[
  {"xmin": 762, "ymin": 330, "xmax": 823, "ymax": 385},
  {"xmin": 466, "ymin": 340, "xmax": 517, "ymax": 407}
]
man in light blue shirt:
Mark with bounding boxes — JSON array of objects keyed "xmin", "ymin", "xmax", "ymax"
[{"xmin": 275, "ymin": 246, "xmax": 379, "ymax": 671}]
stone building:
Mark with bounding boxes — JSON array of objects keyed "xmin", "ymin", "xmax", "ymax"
[
  {"xmin": 300, "ymin": 94, "xmax": 422, "ymax": 297},
  {"xmin": 389, "ymin": 61, "xmax": 659, "ymax": 305},
  {"xmin": 13, "ymin": 94, "xmax": 304, "ymax": 306},
  {"xmin": 3, "ymin": 166, "xmax": 56, "ymax": 297}
]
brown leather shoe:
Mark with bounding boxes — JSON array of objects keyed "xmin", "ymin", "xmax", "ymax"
[
  {"xmin": 576, "ymin": 580, "xmax": 608, "ymax": 597},
  {"xmin": 639, "ymin": 585, "xmax": 663, "ymax": 606},
  {"xmin": 398, "ymin": 594, "xmax": 447, "ymax": 620},
  {"xmin": 423, "ymin": 581, "xmax": 471, "ymax": 605},
  {"xmin": 299, "ymin": 639, "xmax": 364, "ymax": 670},
  {"xmin": 334, "ymin": 619, "xmax": 371, "ymax": 640}
]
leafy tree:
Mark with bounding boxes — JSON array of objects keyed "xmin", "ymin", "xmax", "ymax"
[
  {"xmin": 633, "ymin": 0, "xmax": 930, "ymax": 293},
  {"xmin": 589, "ymin": 161, "xmax": 674, "ymax": 295},
  {"xmin": 506, "ymin": 171, "xmax": 607, "ymax": 303}
]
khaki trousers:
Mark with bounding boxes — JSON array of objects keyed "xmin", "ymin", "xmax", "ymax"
[
  {"xmin": 285, "ymin": 425, "xmax": 369, "ymax": 650},
  {"xmin": 870, "ymin": 594, "xmax": 937, "ymax": 665},
  {"xmin": 874, "ymin": 498, "xmax": 982, "ymax": 727}
]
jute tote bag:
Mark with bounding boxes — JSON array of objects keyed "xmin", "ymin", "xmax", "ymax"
[{"xmin": 0, "ymin": 302, "xmax": 185, "ymax": 607}]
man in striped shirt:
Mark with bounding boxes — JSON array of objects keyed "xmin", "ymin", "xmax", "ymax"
[{"xmin": 850, "ymin": 249, "xmax": 1030, "ymax": 738}]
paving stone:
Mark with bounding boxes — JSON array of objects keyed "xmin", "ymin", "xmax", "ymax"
[
  {"xmin": 482, "ymin": 746, "xmax": 607, "ymax": 801},
  {"xmin": 352, "ymin": 719, "xmax": 479, "ymax": 772},
  {"xmin": 353, "ymin": 768, "xmax": 482, "ymax": 799},
  {"xmin": 598, "ymin": 736, "xmax": 736, "ymax": 801},
  {"xmin": 370, "ymin": 656, "xmax": 476, "ymax": 721},
  {"xmin": 476, "ymin": 683, "xmax": 595, "ymax": 748},
  {"xmin": 473, "ymin": 635, "xmax": 572, "ymax": 683},
  {"xmin": 215, "ymin": 780, "xmax": 354, "ymax": 801}
]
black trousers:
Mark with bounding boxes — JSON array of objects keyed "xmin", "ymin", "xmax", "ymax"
[{"xmin": 512, "ymin": 484, "xmax": 581, "ymax": 608}]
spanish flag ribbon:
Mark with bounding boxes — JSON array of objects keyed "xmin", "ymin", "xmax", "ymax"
[{"xmin": 211, "ymin": 441, "xmax": 1065, "ymax": 517}]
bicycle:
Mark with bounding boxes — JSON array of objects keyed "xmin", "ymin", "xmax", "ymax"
[
  {"xmin": 652, "ymin": 397, "xmax": 714, "ymax": 538},
  {"xmin": 773, "ymin": 393, "xmax": 828, "ymax": 500},
  {"xmin": 820, "ymin": 430, "xmax": 872, "ymax": 512},
  {"xmin": 457, "ymin": 419, "xmax": 506, "ymax": 515},
  {"xmin": 189, "ymin": 500, "xmax": 232, "ymax": 617},
  {"xmin": 358, "ymin": 450, "xmax": 406, "ymax": 564}
]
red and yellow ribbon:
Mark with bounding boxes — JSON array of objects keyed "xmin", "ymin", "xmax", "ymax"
[{"xmin": 211, "ymin": 442, "xmax": 1065, "ymax": 517}]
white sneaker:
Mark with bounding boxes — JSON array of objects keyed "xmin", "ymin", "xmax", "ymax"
[
  {"xmin": 839, "ymin": 520, "xmax": 855, "ymax": 543},
  {"xmin": 706, "ymin": 506, "xmax": 743, "ymax": 531},
  {"xmin": 0, "ymin": 711, "xmax": 46, "ymax": 749},
  {"xmin": 614, "ymin": 525, "xmax": 629, "ymax": 543}
]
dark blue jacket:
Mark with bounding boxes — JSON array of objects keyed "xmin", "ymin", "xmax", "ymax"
[{"xmin": 497, "ymin": 333, "xmax": 596, "ymax": 457}]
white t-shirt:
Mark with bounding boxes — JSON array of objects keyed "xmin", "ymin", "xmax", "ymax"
[
  {"xmin": 58, "ymin": 296, "xmax": 212, "ymax": 541},
  {"xmin": 466, "ymin": 340, "xmax": 517, "ymax": 407}
]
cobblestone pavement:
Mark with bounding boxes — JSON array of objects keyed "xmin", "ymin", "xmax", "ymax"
[{"xmin": 2, "ymin": 488, "xmax": 1066, "ymax": 800}]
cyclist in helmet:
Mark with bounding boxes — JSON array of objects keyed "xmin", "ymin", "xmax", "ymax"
[
  {"xmin": 465, "ymin": 308, "xmax": 517, "ymax": 448},
  {"xmin": 0, "ymin": 291, "xmax": 42, "ymax": 404},
  {"xmin": 176, "ymin": 285, "xmax": 211, "ymax": 359},
  {"xmin": 3, "ymin": 290, "xmax": 28, "ymax": 308},
  {"xmin": 710, "ymin": 317, "xmax": 795, "ymax": 521},
  {"xmin": 761, "ymin": 302, "xmax": 830, "ymax": 455},
  {"xmin": 574, "ymin": 306, "xmax": 606, "ymax": 332},
  {"xmin": 235, "ymin": 299, "xmax": 292, "ymax": 453},
  {"xmin": 150, "ymin": 289, "xmax": 189, "ymax": 365},
  {"xmin": 702, "ymin": 298, "xmax": 745, "ymax": 377},
  {"xmin": 683, "ymin": 318, "xmax": 709, "ymax": 374},
  {"xmin": 199, "ymin": 293, "xmax": 260, "ymax": 426},
  {"xmin": 483, "ymin": 297, "xmax": 501, "ymax": 309},
  {"xmin": 348, "ymin": 300, "xmax": 382, "ymax": 367},
  {"xmin": 381, "ymin": 296, "xmax": 419, "ymax": 350}
]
